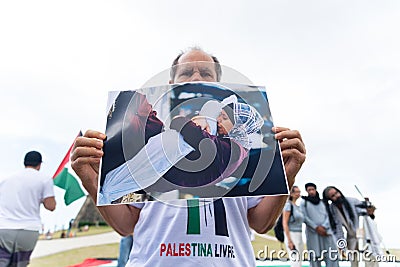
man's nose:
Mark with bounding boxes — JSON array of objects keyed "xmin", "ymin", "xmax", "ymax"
[{"xmin": 188, "ymin": 71, "xmax": 203, "ymax": 82}]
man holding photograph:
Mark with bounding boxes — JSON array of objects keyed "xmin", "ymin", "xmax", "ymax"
[{"xmin": 71, "ymin": 47, "xmax": 306, "ymax": 266}]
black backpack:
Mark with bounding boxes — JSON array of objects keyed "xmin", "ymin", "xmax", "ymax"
[{"xmin": 273, "ymin": 203, "xmax": 293, "ymax": 243}]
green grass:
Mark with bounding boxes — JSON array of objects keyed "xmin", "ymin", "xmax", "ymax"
[
  {"xmin": 252, "ymin": 231, "xmax": 288, "ymax": 259},
  {"xmin": 29, "ymin": 243, "xmax": 119, "ymax": 267}
]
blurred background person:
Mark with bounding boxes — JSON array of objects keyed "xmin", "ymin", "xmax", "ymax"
[
  {"xmin": 282, "ymin": 185, "xmax": 304, "ymax": 267},
  {"xmin": 0, "ymin": 151, "xmax": 56, "ymax": 267},
  {"xmin": 301, "ymin": 183, "xmax": 338, "ymax": 267},
  {"xmin": 117, "ymin": 234, "xmax": 133, "ymax": 267},
  {"xmin": 323, "ymin": 186, "xmax": 380, "ymax": 267}
]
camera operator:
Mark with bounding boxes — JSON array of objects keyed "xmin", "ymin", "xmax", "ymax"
[{"xmin": 323, "ymin": 186, "xmax": 381, "ymax": 267}]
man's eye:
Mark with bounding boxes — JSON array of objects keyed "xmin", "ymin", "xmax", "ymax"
[
  {"xmin": 201, "ymin": 71, "xmax": 212, "ymax": 77},
  {"xmin": 180, "ymin": 70, "xmax": 193, "ymax": 77}
]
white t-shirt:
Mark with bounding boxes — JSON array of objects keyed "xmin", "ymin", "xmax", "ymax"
[
  {"xmin": 127, "ymin": 196, "xmax": 262, "ymax": 267},
  {"xmin": 0, "ymin": 168, "xmax": 55, "ymax": 231}
]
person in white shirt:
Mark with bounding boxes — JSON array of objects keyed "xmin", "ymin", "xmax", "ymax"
[{"xmin": 0, "ymin": 151, "xmax": 56, "ymax": 267}]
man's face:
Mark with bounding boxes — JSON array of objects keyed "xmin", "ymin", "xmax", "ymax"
[
  {"xmin": 306, "ymin": 187, "xmax": 317, "ymax": 197},
  {"xmin": 327, "ymin": 188, "xmax": 342, "ymax": 202},
  {"xmin": 170, "ymin": 50, "xmax": 218, "ymax": 83}
]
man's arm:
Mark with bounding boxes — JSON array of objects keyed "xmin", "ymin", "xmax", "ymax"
[
  {"xmin": 43, "ymin": 196, "xmax": 56, "ymax": 211},
  {"xmin": 321, "ymin": 207, "xmax": 332, "ymax": 230},
  {"xmin": 282, "ymin": 204, "xmax": 295, "ymax": 250},
  {"xmin": 300, "ymin": 200, "xmax": 318, "ymax": 229},
  {"xmin": 350, "ymin": 197, "xmax": 367, "ymax": 216},
  {"xmin": 248, "ymin": 127, "xmax": 306, "ymax": 233},
  {"xmin": 170, "ymin": 116, "xmax": 209, "ymax": 150},
  {"xmin": 71, "ymin": 130, "xmax": 140, "ymax": 236}
]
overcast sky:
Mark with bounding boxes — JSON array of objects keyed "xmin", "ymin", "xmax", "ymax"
[{"xmin": 1, "ymin": 0, "xmax": 399, "ymax": 248}]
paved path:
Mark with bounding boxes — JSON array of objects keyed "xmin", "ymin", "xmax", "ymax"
[{"xmin": 31, "ymin": 231, "xmax": 121, "ymax": 259}]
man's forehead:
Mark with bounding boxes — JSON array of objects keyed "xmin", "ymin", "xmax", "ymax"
[
  {"xmin": 178, "ymin": 50, "xmax": 214, "ymax": 64},
  {"xmin": 175, "ymin": 62, "xmax": 215, "ymax": 70}
]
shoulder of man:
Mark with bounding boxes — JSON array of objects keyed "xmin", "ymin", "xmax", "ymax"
[
  {"xmin": 28, "ymin": 169, "xmax": 53, "ymax": 183},
  {"xmin": 346, "ymin": 196, "xmax": 363, "ymax": 206}
]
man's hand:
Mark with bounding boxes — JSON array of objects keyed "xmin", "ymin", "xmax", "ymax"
[
  {"xmin": 316, "ymin": 226, "xmax": 328, "ymax": 236},
  {"xmin": 71, "ymin": 130, "xmax": 106, "ymax": 198},
  {"xmin": 367, "ymin": 205, "xmax": 376, "ymax": 219},
  {"xmin": 273, "ymin": 127, "xmax": 306, "ymax": 187},
  {"xmin": 288, "ymin": 240, "xmax": 296, "ymax": 251},
  {"xmin": 71, "ymin": 130, "xmax": 140, "ymax": 236}
]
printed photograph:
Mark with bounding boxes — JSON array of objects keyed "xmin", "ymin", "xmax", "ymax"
[{"xmin": 97, "ymin": 82, "xmax": 288, "ymax": 205}]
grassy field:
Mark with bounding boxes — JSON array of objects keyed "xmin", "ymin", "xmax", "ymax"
[
  {"xmin": 29, "ymin": 243, "xmax": 119, "ymax": 267},
  {"xmin": 252, "ymin": 230, "xmax": 288, "ymax": 259}
]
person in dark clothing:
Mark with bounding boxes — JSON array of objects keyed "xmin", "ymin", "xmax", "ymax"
[
  {"xmin": 300, "ymin": 183, "xmax": 339, "ymax": 267},
  {"xmin": 100, "ymin": 91, "xmax": 164, "ymax": 188}
]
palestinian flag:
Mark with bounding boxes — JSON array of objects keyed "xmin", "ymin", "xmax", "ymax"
[{"xmin": 53, "ymin": 131, "xmax": 86, "ymax": 205}]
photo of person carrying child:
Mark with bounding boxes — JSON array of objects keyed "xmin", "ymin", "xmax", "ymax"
[{"xmin": 98, "ymin": 82, "xmax": 285, "ymax": 205}]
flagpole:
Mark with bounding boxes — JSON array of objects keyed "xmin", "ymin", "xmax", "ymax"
[{"xmin": 53, "ymin": 131, "xmax": 82, "ymax": 178}]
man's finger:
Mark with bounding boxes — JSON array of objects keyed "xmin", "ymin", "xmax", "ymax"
[
  {"xmin": 279, "ymin": 138, "xmax": 306, "ymax": 154},
  {"xmin": 281, "ymin": 149, "xmax": 306, "ymax": 165},
  {"xmin": 275, "ymin": 129, "xmax": 303, "ymax": 142},
  {"xmin": 72, "ymin": 155, "xmax": 101, "ymax": 166},
  {"xmin": 74, "ymin": 136, "xmax": 104, "ymax": 151},
  {"xmin": 272, "ymin": 126, "xmax": 290, "ymax": 133},
  {"xmin": 83, "ymin": 130, "xmax": 107, "ymax": 139},
  {"xmin": 71, "ymin": 146, "xmax": 104, "ymax": 162}
]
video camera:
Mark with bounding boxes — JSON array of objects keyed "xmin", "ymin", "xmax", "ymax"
[
  {"xmin": 355, "ymin": 200, "xmax": 373, "ymax": 209},
  {"xmin": 355, "ymin": 198, "xmax": 376, "ymax": 219}
]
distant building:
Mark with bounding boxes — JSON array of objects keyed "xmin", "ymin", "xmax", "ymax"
[{"xmin": 74, "ymin": 196, "xmax": 106, "ymax": 227}]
